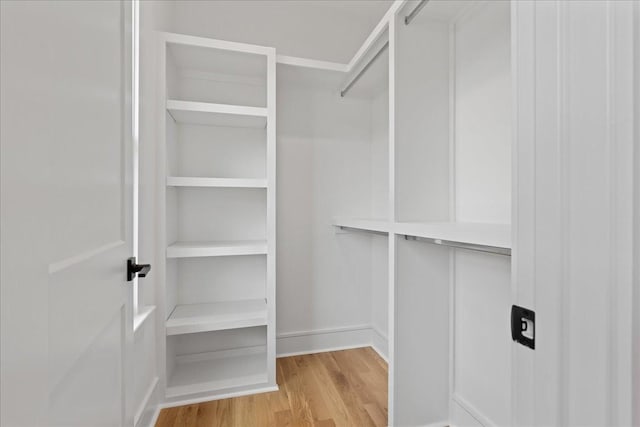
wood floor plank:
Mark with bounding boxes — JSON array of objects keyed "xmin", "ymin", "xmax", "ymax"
[
  {"xmin": 306, "ymin": 353, "xmax": 353, "ymax": 426},
  {"xmin": 315, "ymin": 351, "xmax": 376, "ymax": 426},
  {"xmin": 156, "ymin": 347, "xmax": 387, "ymax": 427}
]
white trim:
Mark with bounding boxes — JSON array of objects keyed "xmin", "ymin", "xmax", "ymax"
[
  {"xmin": 143, "ymin": 405, "xmax": 161, "ymax": 427},
  {"xmin": 162, "ymin": 31, "xmax": 273, "ymax": 56},
  {"xmin": 452, "ymin": 393, "xmax": 497, "ymax": 427},
  {"xmin": 276, "ymin": 324, "xmax": 371, "ymax": 339},
  {"xmin": 266, "ymin": 49, "xmax": 278, "ymax": 388},
  {"xmin": 160, "ymin": 385, "xmax": 279, "ymax": 409},
  {"xmin": 347, "ymin": 0, "xmax": 407, "ymax": 72},
  {"xmin": 387, "ymin": 12, "xmax": 397, "ymax": 425},
  {"xmin": 133, "ymin": 377, "xmax": 158, "ymax": 427},
  {"xmin": 276, "ymin": 55, "xmax": 348, "ymax": 72},
  {"xmin": 371, "ymin": 327, "xmax": 389, "ymax": 363},
  {"xmin": 277, "ymin": 344, "xmax": 374, "ymax": 359},
  {"xmin": 276, "ymin": 325, "xmax": 374, "ymax": 357},
  {"xmin": 133, "ymin": 305, "xmax": 156, "ymax": 333}
]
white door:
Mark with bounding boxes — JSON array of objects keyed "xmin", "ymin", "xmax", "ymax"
[
  {"xmin": 1, "ymin": 1, "xmax": 135, "ymax": 426},
  {"xmin": 512, "ymin": 1, "xmax": 637, "ymax": 425}
]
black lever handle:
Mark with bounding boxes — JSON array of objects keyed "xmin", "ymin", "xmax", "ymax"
[{"xmin": 127, "ymin": 257, "xmax": 151, "ymax": 281}]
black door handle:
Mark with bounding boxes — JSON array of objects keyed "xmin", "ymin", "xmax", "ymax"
[
  {"xmin": 511, "ymin": 305, "xmax": 535, "ymax": 349},
  {"xmin": 127, "ymin": 257, "xmax": 151, "ymax": 281}
]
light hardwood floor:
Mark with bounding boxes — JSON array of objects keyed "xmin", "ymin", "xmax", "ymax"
[{"xmin": 156, "ymin": 347, "xmax": 388, "ymax": 427}]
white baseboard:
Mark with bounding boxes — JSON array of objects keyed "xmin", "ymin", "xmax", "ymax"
[
  {"xmin": 161, "ymin": 385, "xmax": 279, "ymax": 408},
  {"xmin": 134, "ymin": 377, "xmax": 159, "ymax": 427},
  {"xmin": 371, "ymin": 326, "xmax": 389, "ymax": 362},
  {"xmin": 276, "ymin": 324, "xmax": 373, "ymax": 357},
  {"xmin": 135, "ymin": 377, "xmax": 161, "ymax": 427},
  {"xmin": 451, "ymin": 393, "xmax": 495, "ymax": 427}
]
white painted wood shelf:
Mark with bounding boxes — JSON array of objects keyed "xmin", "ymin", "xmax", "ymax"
[
  {"xmin": 166, "ymin": 299, "xmax": 268, "ymax": 336},
  {"xmin": 333, "ymin": 219, "xmax": 510, "ymax": 253},
  {"xmin": 394, "ymin": 222, "xmax": 511, "ymax": 252},
  {"xmin": 166, "ymin": 348, "xmax": 268, "ymax": 398},
  {"xmin": 167, "ymin": 177, "xmax": 268, "ymax": 188},
  {"xmin": 333, "ymin": 217, "xmax": 391, "ymax": 234},
  {"xmin": 166, "ymin": 240, "xmax": 268, "ymax": 258},
  {"xmin": 167, "ymin": 100, "xmax": 267, "ymax": 128}
]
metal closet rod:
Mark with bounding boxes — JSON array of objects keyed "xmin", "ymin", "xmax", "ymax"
[
  {"xmin": 404, "ymin": 0, "xmax": 430, "ymax": 25},
  {"xmin": 403, "ymin": 235, "xmax": 512, "ymax": 256},
  {"xmin": 340, "ymin": 41, "xmax": 389, "ymax": 98},
  {"xmin": 338, "ymin": 225, "xmax": 388, "ymax": 237}
]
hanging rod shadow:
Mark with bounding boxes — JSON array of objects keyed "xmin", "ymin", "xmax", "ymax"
[
  {"xmin": 340, "ymin": 41, "xmax": 389, "ymax": 98},
  {"xmin": 403, "ymin": 234, "xmax": 511, "ymax": 256},
  {"xmin": 404, "ymin": 0, "xmax": 430, "ymax": 25}
]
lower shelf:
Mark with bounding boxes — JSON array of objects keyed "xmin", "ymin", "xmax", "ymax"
[
  {"xmin": 166, "ymin": 299, "xmax": 268, "ymax": 336},
  {"xmin": 166, "ymin": 347, "xmax": 268, "ymax": 398}
]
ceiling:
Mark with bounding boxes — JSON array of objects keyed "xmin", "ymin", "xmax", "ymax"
[{"xmin": 170, "ymin": 0, "xmax": 394, "ymax": 64}]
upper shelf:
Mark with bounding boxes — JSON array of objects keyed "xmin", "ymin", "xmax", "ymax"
[
  {"xmin": 333, "ymin": 218, "xmax": 511, "ymax": 254},
  {"xmin": 394, "ymin": 222, "xmax": 511, "ymax": 254},
  {"xmin": 167, "ymin": 100, "xmax": 267, "ymax": 128},
  {"xmin": 333, "ymin": 217, "xmax": 391, "ymax": 234}
]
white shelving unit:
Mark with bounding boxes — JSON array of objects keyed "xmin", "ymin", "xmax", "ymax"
[{"xmin": 158, "ymin": 32, "xmax": 277, "ymax": 404}]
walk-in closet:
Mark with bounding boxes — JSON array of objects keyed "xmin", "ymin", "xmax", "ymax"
[{"xmin": 1, "ymin": 0, "xmax": 637, "ymax": 426}]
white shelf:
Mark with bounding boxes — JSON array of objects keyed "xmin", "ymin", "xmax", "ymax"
[
  {"xmin": 333, "ymin": 217, "xmax": 391, "ymax": 234},
  {"xmin": 166, "ymin": 299, "xmax": 267, "ymax": 336},
  {"xmin": 166, "ymin": 347, "xmax": 267, "ymax": 398},
  {"xmin": 167, "ymin": 177, "xmax": 267, "ymax": 188},
  {"xmin": 167, "ymin": 100, "xmax": 267, "ymax": 128},
  {"xmin": 166, "ymin": 240, "xmax": 267, "ymax": 258},
  {"xmin": 393, "ymin": 222, "xmax": 511, "ymax": 251}
]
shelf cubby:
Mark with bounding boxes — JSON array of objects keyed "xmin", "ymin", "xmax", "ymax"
[{"xmin": 166, "ymin": 338, "xmax": 267, "ymax": 398}]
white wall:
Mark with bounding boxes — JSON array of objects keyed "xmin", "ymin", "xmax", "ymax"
[
  {"xmin": 276, "ymin": 74, "xmax": 378, "ymax": 354},
  {"xmin": 170, "ymin": 0, "xmax": 391, "ymax": 63},
  {"xmin": 454, "ymin": 1, "xmax": 511, "ymax": 224}
]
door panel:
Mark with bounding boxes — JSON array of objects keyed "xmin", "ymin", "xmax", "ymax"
[
  {"xmin": 1, "ymin": 1, "xmax": 133, "ymax": 426},
  {"xmin": 512, "ymin": 1, "xmax": 636, "ymax": 425}
]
